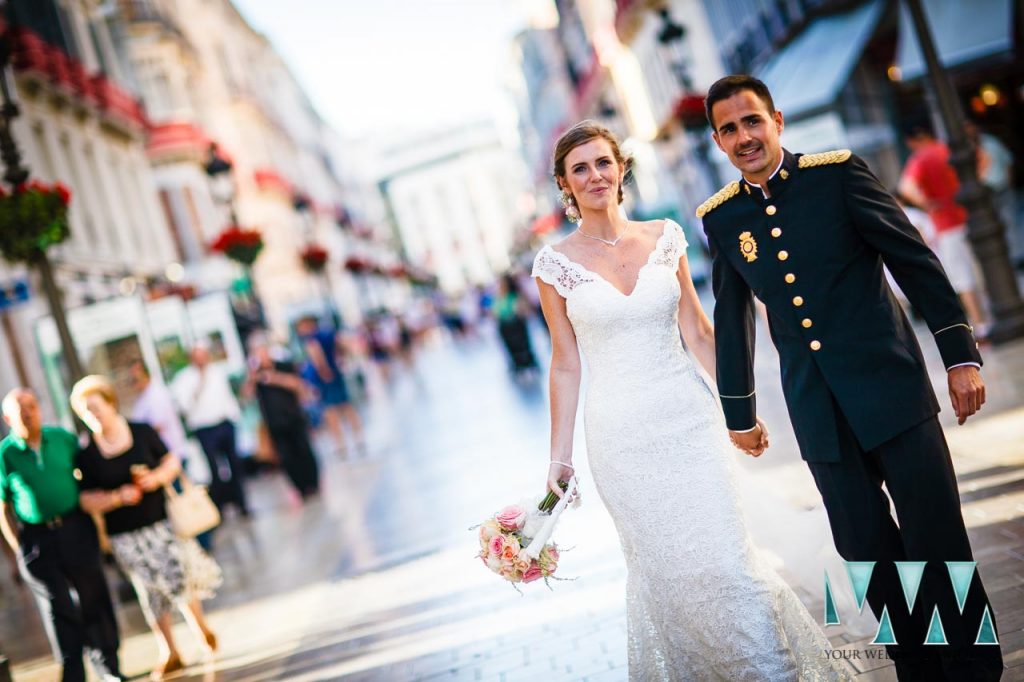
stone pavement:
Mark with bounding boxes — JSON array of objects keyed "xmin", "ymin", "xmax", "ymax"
[{"xmin": 3, "ymin": 313, "xmax": 1024, "ymax": 681}]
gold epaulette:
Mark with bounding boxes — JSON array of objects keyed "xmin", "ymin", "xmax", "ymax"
[
  {"xmin": 798, "ymin": 149, "xmax": 852, "ymax": 168},
  {"xmin": 695, "ymin": 181, "xmax": 740, "ymax": 219}
]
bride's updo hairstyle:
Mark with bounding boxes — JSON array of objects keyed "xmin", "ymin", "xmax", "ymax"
[{"xmin": 552, "ymin": 120, "xmax": 633, "ymax": 204}]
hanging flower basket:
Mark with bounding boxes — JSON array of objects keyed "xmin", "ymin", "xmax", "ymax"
[
  {"xmin": 210, "ymin": 225, "xmax": 264, "ymax": 266},
  {"xmin": 386, "ymin": 263, "xmax": 408, "ymax": 279},
  {"xmin": 300, "ymin": 243, "xmax": 329, "ymax": 272},
  {"xmin": 0, "ymin": 180, "xmax": 72, "ymax": 263},
  {"xmin": 673, "ymin": 93, "xmax": 709, "ymax": 131},
  {"xmin": 343, "ymin": 255, "xmax": 369, "ymax": 274}
]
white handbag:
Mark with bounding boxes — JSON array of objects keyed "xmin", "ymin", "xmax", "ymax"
[{"xmin": 164, "ymin": 474, "xmax": 221, "ymax": 538}]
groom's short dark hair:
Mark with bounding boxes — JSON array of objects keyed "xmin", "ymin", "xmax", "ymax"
[{"xmin": 705, "ymin": 75, "xmax": 775, "ymax": 129}]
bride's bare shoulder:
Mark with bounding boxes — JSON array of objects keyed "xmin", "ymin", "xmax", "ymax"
[
  {"xmin": 634, "ymin": 219, "xmax": 669, "ymax": 240},
  {"xmin": 549, "ymin": 231, "xmax": 585, "ymax": 257}
]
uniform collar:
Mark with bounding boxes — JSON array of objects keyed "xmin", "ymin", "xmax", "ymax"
[{"xmin": 740, "ymin": 148, "xmax": 797, "ymax": 200}]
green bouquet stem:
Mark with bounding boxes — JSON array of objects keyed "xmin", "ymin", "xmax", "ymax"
[{"xmin": 538, "ymin": 480, "xmax": 569, "ymax": 514}]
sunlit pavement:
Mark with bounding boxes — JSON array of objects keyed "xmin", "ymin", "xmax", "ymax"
[{"xmin": 5, "ymin": 303, "xmax": 1024, "ymax": 681}]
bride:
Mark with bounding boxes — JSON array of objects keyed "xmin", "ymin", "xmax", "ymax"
[{"xmin": 532, "ymin": 120, "xmax": 848, "ymax": 681}]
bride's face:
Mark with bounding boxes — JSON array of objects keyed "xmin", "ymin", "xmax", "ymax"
[{"xmin": 560, "ymin": 138, "xmax": 623, "ymax": 214}]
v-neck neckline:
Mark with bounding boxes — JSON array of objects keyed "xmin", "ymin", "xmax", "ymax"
[{"xmin": 548, "ymin": 220, "xmax": 672, "ymax": 298}]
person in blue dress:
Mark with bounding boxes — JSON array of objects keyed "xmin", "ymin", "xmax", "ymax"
[{"xmin": 295, "ymin": 316, "xmax": 366, "ymax": 457}]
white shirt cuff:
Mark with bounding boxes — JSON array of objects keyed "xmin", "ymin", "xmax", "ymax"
[
  {"xmin": 732, "ymin": 425, "xmax": 758, "ymax": 433},
  {"xmin": 947, "ymin": 362, "xmax": 981, "ymax": 371}
]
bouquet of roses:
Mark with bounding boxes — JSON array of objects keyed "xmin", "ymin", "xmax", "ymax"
[{"xmin": 476, "ymin": 476, "xmax": 578, "ymax": 588}]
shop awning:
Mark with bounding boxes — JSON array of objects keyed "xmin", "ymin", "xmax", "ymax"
[
  {"xmin": 754, "ymin": 0, "xmax": 884, "ymax": 121},
  {"xmin": 896, "ymin": 0, "xmax": 1014, "ymax": 81}
]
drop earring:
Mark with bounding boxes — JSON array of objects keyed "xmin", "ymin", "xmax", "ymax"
[{"xmin": 560, "ymin": 190, "xmax": 581, "ymax": 223}]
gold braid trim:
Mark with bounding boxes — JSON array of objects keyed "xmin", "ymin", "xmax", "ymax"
[
  {"xmin": 797, "ymin": 149, "xmax": 852, "ymax": 168},
  {"xmin": 695, "ymin": 181, "xmax": 740, "ymax": 219}
]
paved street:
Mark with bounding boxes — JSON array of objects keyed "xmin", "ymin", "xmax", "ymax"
[{"xmin": 4, "ymin": 306, "xmax": 1024, "ymax": 681}]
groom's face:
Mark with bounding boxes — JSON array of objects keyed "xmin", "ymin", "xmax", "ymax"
[{"xmin": 710, "ymin": 90, "xmax": 784, "ymax": 182}]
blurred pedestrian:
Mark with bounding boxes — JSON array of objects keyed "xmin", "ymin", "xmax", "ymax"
[
  {"xmin": 368, "ymin": 314, "xmax": 399, "ymax": 383},
  {"xmin": 966, "ymin": 120, "xmax": 1019, "ymax": 265},
  {"xmin": 170, "ymin": 344, "xmax": 250, "ymax": 517},
  {"xmin": 899, "ymin": 123, "xmax": 988, "ymax": 338},
  {"xmin": 242, "ymin": 337, "xmax": 320, "ymax": 499},
  {"xmin": 130, "ymin": 362, "xmax": 213, "ymax": 549},
  {"xmin": 296, "ymin": 316, "xmax": 365, "ymax": 456},
  {"xmin": 72, "ymin": 376, "xmax": 220, "ymax": 681},
  {"xmin": 494, "ymin": 273, "xmax": 539, "ymax": 376},
  {"xmin": 0, "ymin": 388, "xmax": 123, "ymax": 682},
  {"xmin": 130, "ymin": 362, "xmax": 191, "ymax": 475}
]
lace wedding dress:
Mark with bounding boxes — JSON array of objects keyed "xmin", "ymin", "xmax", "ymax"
[{"xmin": 532, "ymin": 220, "xmax": 848, "ymax": 681}]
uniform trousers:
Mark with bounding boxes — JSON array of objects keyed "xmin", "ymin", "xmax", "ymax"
[{"xmin": 806, "ymin": 409, "xmax": 1003, "ymax": 681}]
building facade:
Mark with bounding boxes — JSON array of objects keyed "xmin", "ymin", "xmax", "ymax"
[
  {"xmin": 0, "ymin": 0, "xmax": 178, "ymax": 412},
  {"xmin": 378, "ymin": 122, "xmax": 531, "ymax": 294}
]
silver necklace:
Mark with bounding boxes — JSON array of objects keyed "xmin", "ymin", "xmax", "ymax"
[{"xmin": 576, "ymin": 221, "xmax": 629, "ymax": 247}]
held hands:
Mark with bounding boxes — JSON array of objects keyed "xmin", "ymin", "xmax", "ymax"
[
  {"xmin": 948, "ymin": 365, "xmax": 985, "ymax": 425},
  {"xmin": 728, "ymin": 417, "xmax": 770, "ymax": 457}
]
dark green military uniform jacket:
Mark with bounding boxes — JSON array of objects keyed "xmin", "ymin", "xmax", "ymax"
[{"xmin": 700, "ymin": 149, "xmax": 981, "ymax": 462}]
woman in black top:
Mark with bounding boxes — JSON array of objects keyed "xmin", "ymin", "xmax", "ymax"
[
  {"xmin": 73, "ymin": 376, "xmax": 221, "ymax": 680},
  {"xmin": 243, "ymin": 337, "xmax": 320, "ymax": 499}
]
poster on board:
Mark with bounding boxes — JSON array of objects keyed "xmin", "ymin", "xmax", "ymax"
[
  {"xmin": 145, "ymin": 296, "xmax": 194, "ymax": 383},
  {"xmin": 185, "ymin": 292, "xmax": 246, "ymax": 377},
  {"xmin": 35, "ymin": 296, "xmax": 161, "ymax": 427}
]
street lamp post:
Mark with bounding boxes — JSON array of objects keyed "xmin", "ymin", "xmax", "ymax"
[
  {"xmin": 0, "ymin": 17, "xmax": 85, "ymax": 382},
  {"xmin": 656, "ymin": 9, "xmax": 723, "ymax": 193},
  {"xmin": 204, "ymin": 144, "xmax": 266, "ymax": 337},
  {"xmin": 905, "ymin": 0, "xmax": 1024, "ymax": 343}
]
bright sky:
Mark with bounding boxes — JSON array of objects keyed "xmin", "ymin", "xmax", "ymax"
[{"xmin": 232, "ymin": 0, "xmax": 540, "ymax": 139}]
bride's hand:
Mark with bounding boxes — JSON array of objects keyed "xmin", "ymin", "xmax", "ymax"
[
  {"xmin": 755, "ymin": 417, "xmax": 770, "ymax": 453},
  {"xmin": 547, "ymin": 461, "xmax": 574, "ymax": 498}
]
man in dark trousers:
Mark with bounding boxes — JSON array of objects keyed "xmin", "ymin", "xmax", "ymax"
[
  {"xmin": 699, "ymin": 75, "xmax": 1002, "ymax": 680},
  {"xmin": 0, "ymin": 389, "xmax": 122, "ymax": 681}
]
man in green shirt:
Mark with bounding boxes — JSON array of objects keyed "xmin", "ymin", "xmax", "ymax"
[{"xmin": 1, "ymin": 388, "xmax": 122, "ymax": 682}]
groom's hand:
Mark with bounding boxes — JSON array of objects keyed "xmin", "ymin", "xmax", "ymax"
[
  {"xmin": 948, "ymin": 365, "xmax": 985, "ymax": 425},
  {"xmin": 730, "ymin": 426, "xmax": 765, "ymax": 457}
]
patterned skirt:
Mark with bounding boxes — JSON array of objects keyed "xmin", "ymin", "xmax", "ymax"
[{"xmin": 109, "ymin": 520, "xmax": 222, "ymax": 619}]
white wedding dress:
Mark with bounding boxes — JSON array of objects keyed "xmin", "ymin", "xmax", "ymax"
[{"xmin": 532, "ymin": 220, "xmax": 848, "ymax": 681}]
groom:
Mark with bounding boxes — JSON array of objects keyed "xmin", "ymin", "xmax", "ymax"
[{"xmin": 698, "ymin": 75, "xmax": 1002, "ymax": 680}]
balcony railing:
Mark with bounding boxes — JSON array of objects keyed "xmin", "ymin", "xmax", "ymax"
[{"xmin": 9, "ymin": 26, "xmax": 147, "ymax": 132}]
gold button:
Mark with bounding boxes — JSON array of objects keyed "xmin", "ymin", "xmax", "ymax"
[
  {"xmin": 777, "ymin": 251, "xmax": 789, "ymax": 261},
  {"xmin": 793, "ymin": 296, "xmax": 804, "ymax": 307},
  {"xmin": 784, "ymin": 273, "xmax": 796, "ymax": 284},
  {"xmin": 771, "ymin": 228, "xmax": 782, "ymax": 238},
  {"xmin": 802, "ymin": 318, "xmax": 813, "ymax": 328},
  {"xmin": 766, "ymin": 205, "xmax": 777, "ymax": 216},
  {"xmin": 780, "ymin": 169, "xmax": 789, "ymax": 180},
  {"xmin": 810, "ymin": 340, "xmax": 822, "ymax": 351}
]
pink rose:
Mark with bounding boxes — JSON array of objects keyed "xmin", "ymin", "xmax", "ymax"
[
  {"xmin": 489, "ymin": 534, "xmax": 505, "ymax": 556},
  {"xmin": 496, "ymin": 505, "xmax": 527, "ymax": 531},
  {"xmin": 545, "ymin": 546, "xmax": 560, "ymax": 562},
  {"xmin": 523, "ymin": 562, "xmax": 544, "ymax": 583}
]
